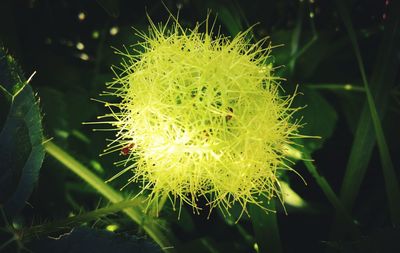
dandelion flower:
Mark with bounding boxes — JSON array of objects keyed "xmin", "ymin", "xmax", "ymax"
[{"xmin": 97, "ymin": 15, "xmax": 302, "ymax": 217}]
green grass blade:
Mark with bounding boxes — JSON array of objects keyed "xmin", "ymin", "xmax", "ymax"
[
  {"xmin": 302, "ymin": 152, "xmax": 359, "ymax": 237},
  {"xmin": 288, "ymin": 3, "xmax": 304, "ymax": 73},
  {"xmin": 44, "ymin": 140, "xmax": 176, "ymax": 252},
  {"xmin": 335, "ymin": 0, "xmax": 400, "ymax": 225}
]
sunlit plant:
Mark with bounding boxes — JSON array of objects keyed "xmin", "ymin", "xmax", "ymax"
[{"xmin": 96, "ymin": 14, "xmax": 304, "ymax": 217}]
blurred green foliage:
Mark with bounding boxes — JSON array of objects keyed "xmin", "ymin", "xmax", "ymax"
[{"xmin": 1, "ymin": 0, "xmax": 399, "ymax": 252}]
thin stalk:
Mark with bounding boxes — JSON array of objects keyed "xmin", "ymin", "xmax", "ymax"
[
  {"xmin": 302, "ymin": 152, "xmax": 360, "ymax": 237},
  {"xmin": 22, "ymin": 199, "xmax": 142, "ymax": 241},
  {"xmin": 307, "ymin": 83, "xmax": 365, "ymax": 92},
  {"xmin": 44, "ymin": 140, "xmax": 176, "ymax": 252}
]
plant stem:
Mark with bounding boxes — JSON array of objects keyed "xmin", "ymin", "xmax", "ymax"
[
  {"xmin": 43, "ymin": 140, "xmax": 176, "ymax": 252},
  {"xmin": 22, "ymin": 199, "xmax": 141, "ymax": 241}
]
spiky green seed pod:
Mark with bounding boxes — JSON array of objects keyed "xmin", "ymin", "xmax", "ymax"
[{"xmin": 97, "ymin": 15, "xmax": 302, "ymax": 217}]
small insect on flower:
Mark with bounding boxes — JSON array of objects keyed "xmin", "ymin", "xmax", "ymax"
[
  {"xmin": 225, "ymin": 107, "xmax": 234, "ymax": 121},
  {"xmin": 95, "ymin": 12, "xmax": 305, "ymax": 219},
  {"xmin": 120, "ymin": 143, "xmax": 135, "ymax": 156}
]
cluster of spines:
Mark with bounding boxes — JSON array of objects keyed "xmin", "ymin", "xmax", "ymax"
[{"xmin": 93, "ymin": 14, "xmax": 303, "ymax": 219}]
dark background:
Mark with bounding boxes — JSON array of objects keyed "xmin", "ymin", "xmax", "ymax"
[{"xmin": 1, "ymin": 0, "xmax": 399, "ymax": 252}]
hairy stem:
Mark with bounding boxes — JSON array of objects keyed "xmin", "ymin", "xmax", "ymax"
[{"xmin": 43, "ymin": 140, "xmax": 175, "ymax": 252}]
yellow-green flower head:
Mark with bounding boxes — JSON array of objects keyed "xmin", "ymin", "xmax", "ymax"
[{"xmin": 99, "ymin": 15, "xmax": 301, "ymax": 217}]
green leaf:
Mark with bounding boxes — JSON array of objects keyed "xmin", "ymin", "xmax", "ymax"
[
  {"xmin": 294, "ymin": 87, "xmax": 338, "ymax": 152},
  {"xmin": 35, "ymin": 87, "xmax": 69, "ymax": 138},
  {"xmin": 201, "ymin": 0, "xmax": 244, "ymax": 36},
  {"xmin": 291, "ymin": 33, "xmax": 348, "ymax": 79},
  {"xmin": 305, "ymin": 83, "xmax": 365, "ymax": 134},
  {"xmin": 0, "ymin": 47, "xmax": 45, "ymax": 216},
  {"xmin": 249, "ymin": 200, "xmax": 282, "ymax": 253}
]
